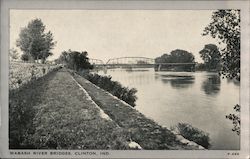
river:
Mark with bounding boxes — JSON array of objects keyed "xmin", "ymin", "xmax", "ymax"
[{"xmin": 96, "ymin": 68, "xmax": 240, "ymax": 150}]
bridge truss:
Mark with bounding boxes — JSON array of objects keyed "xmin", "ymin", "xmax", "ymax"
[
  {"xmin": 106, "ymin": 57, "xmax": 155, "ymax": 65},
  {"xmin": 89, "ymin": 57, "xmax": 196, "ymax": 71},
  {"xmin": 89, "ymin": 58, "xmax": 104, "ymax": 65}
]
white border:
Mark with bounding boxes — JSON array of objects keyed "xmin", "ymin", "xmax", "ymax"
[{"xmin": 1, "ymin": 0, "xmax": 249, "ymax": 158}]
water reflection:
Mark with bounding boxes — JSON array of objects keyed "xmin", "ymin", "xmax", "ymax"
[
  {"xmin": 156, "ymin": 74, "xmax": 195, "ymax": 89},
  {"xmin": 169, "ymin": 77, "xmax": 195, "ymax": 89},
  {"xmin": 202, "ymin": 75, "xmax": 221, "ymax": 95},
  {"xmin": 97, "ymin": 69, "xmax": 240, "ymax": 149},
  {"xmin": 226, "ymin": 78, "xmax": 240, "ymax": 86},
  {"xmin": 125, "ymin": 69, "xmax": 150, "ymax": 72}
]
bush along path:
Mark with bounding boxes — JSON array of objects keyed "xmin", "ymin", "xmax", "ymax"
[
  {"xmin": 9, "ymin": 68, "xmax": 135, "ymax": 149},
  {"xmin": 72, "ymin": 72, "xmax": 205, "ymax": 150}
]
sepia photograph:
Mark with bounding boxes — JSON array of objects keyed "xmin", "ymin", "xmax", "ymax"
[
  {"xmin": 1, "ymin": 0, "xmax": 249, "ymax": 158},
  {"xmin": 8, "ymin": 9, "xmax": 240, "ymax": 149}
]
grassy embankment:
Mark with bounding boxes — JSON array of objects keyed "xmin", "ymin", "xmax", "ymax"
[
  {"xmin": 72, "ymin": 72, "xmax": 202, "ymax": 150},
  {"xmin": 9, "ymin": 62, "xmax": 204, "ymax": 150},
  {"xmin": 9, "ymin": 68, "xmax": 131, "ymax": 149}
]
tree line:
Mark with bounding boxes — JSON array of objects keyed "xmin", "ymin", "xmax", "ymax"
[{"xmin": 155, "ymin": 44, "xmax": 221, "ymax": 72}]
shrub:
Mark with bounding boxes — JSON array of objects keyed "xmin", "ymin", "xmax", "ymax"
[
  {"xmin": 84, "ymin": 73, "xmax": 137, "ymax": 107},
  {"xmin": 9, "ymin": 62, "xmax": 62, "ymax": 90},
  {"xmin": 174, "ymin": 123, "xmax": 210, "ymax": 149},
  {"xmin": 57, "ymin": 50, "xmax": 93, "ymax": 71},
  {"xmin": 21, "ymin": 54, "xmax": 30, "ymax": 61},
  {"xmin": 226, "ymin": 104, "xmax": 240, "ymax": 135}
]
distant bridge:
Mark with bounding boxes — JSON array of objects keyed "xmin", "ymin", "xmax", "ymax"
[
  {"xmin": 89, "ymin": 58, "xmax": 104, "ymax": 65},
  {"xmin": 106, "ymin": 57, "xmax": 154, "ymax": 68},
  {"xmin": 89, "ymin": 57, "xmax": 196, "ymax": 71}
]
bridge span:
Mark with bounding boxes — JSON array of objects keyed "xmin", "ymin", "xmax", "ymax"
[{"xmin": 89, "ymin": 57, "xmax": 196, "ymax": 71}]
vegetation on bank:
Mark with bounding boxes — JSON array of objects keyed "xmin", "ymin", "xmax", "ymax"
[
  {"xmin": 9, "ymin": 66, "xmax": 203, "ymax": 150},
  {"xmin": 155, "ymin": 49, "xmax": 195, "ymax": 64},
  {"xmin": 9, "ymin": 70, "xmax": 58, "ymax": 149},
  {"xmin": 9, "ymin": 61, "xmax": 62, "ymax": 90},
  {"xmin": 72, "ymin": 73, "xmax": 204, "ymax": 150},
  {"xmin": 55, "ymin": 49, "xmax": 137, "ymax": 107},
  {"xmin": 56, "ymin": 50, "xmax": 93, "ymax": 71},
  {"xmin": 203, "ymin": 10, "xmax": 240, "ymax": 135},
  {"xmin": 199, "ymin": 44, "xmax": 221, "ymax": 71},
  {"xmin": 203, "ymin": 10, "xmax": 240, "ymax": 81},
  {"xmin": 171, "ymin": 123, "xmax": 210, "ymax": 149},
  {"xmin": 82, "ymin": 73, "xmax": 137, "ymax": 107},
  {"xmin": 226, "ymin": 104, "xmax": 240, "ymax": 135},
  {"xmin": 9, "ymin": 69, "xmax": 132, "ymax": 149},
  {"xmin": 155, "ymin": 49, "xmax": 195, "ymax": 71}
]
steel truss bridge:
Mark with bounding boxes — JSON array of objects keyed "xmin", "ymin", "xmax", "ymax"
[{"xmin": 89, "ymin": 57, "xmax": 196, "ymax": 71}]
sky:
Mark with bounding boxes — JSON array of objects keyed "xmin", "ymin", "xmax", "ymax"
[{"xmin": 10, "ymin": 10, "xmax": 219, "ymax": 63}]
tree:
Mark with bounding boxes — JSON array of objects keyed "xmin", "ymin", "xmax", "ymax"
[
  {"xmin": 9, "ymin": 48, "xmax": 19, "ymax": 61},
  {"xmin": 16, "ymin": 18, "xmax": 56, "ymax": 63},
  {"xmin": 58, "ymin": 50, "xmax": 93, "ymax": 71},
  {"xmin": 155, "ymin": 54, "xmax": 170, "ymax": 63},
  {"xmin": 203, "ymin": 10, "xmax": 240, "ymax": 135},
  {"xmin": 168, "ymin": 49, "xmax": 195, "ymax": 63},
  {"xmin": 155, "ymin": 50, "xmax": 195, "ymax": 71},
  {"xmin": 203, "ymin": 10, "xmax": 240, "ymax": 80},
  {"xmin": 155, "ymin": 49, "xmax": 195, "ymax": 63},
  {"xmin": 199, "ymin": 44, "xmax": 221, "ymax": 71}
]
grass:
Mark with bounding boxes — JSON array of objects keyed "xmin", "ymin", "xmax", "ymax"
[
  {"xmin": 9, "ymin": 68, "xmax": 130, "ymax": 149},
  {"xmin": 9, "ymin": 61, "xmax": 62, "ymax": 90},
  {"xmin": 72, "ymin": 72, "xmax": 200, "ymax": 150},
  {"xmin": 172, "ymin": 123, "xmax": 211, "ymax": 149}
]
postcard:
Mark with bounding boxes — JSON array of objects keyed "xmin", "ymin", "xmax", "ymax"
[{"xmin": 0, "ymin": 0, "xmax": 249, "ymax": 158}]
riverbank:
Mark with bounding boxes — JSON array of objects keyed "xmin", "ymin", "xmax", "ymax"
[
  {"xmin": 9, "ymin": 68, "xmax": 133, "ymax": 149},
  {"xmin": 71, "ymin": 71, "xmax": 205, "ymax": 150},
  {"xmin": 94, "ymin": 68, "xmax": 240, "ymax": 149},
  {"xmin": 9, "ymin": 67, "xmax": 205, "ymax": 149}
]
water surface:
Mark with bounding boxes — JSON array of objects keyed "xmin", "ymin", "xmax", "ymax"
[{"xmin": 97, "ymin": 68, "xmax": 240, "ymax": 150}]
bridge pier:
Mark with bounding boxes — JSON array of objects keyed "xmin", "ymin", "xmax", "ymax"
[{"xmin": 157, "ymin": 64, "xmax": 162, "ymax": 71}]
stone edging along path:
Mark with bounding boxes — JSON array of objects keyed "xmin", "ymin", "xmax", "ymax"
[
  {"xmin": 71, "ymin": 71, "xmax": 205, "ymax": 150},
  {"xmin": 70, "ymin": 75, "xmax": 143, "ymax": 149}
]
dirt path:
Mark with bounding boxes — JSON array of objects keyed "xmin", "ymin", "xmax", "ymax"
[{"xmin": 9, "ymin": 69, "xmax": 131, "ymax": 149}]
